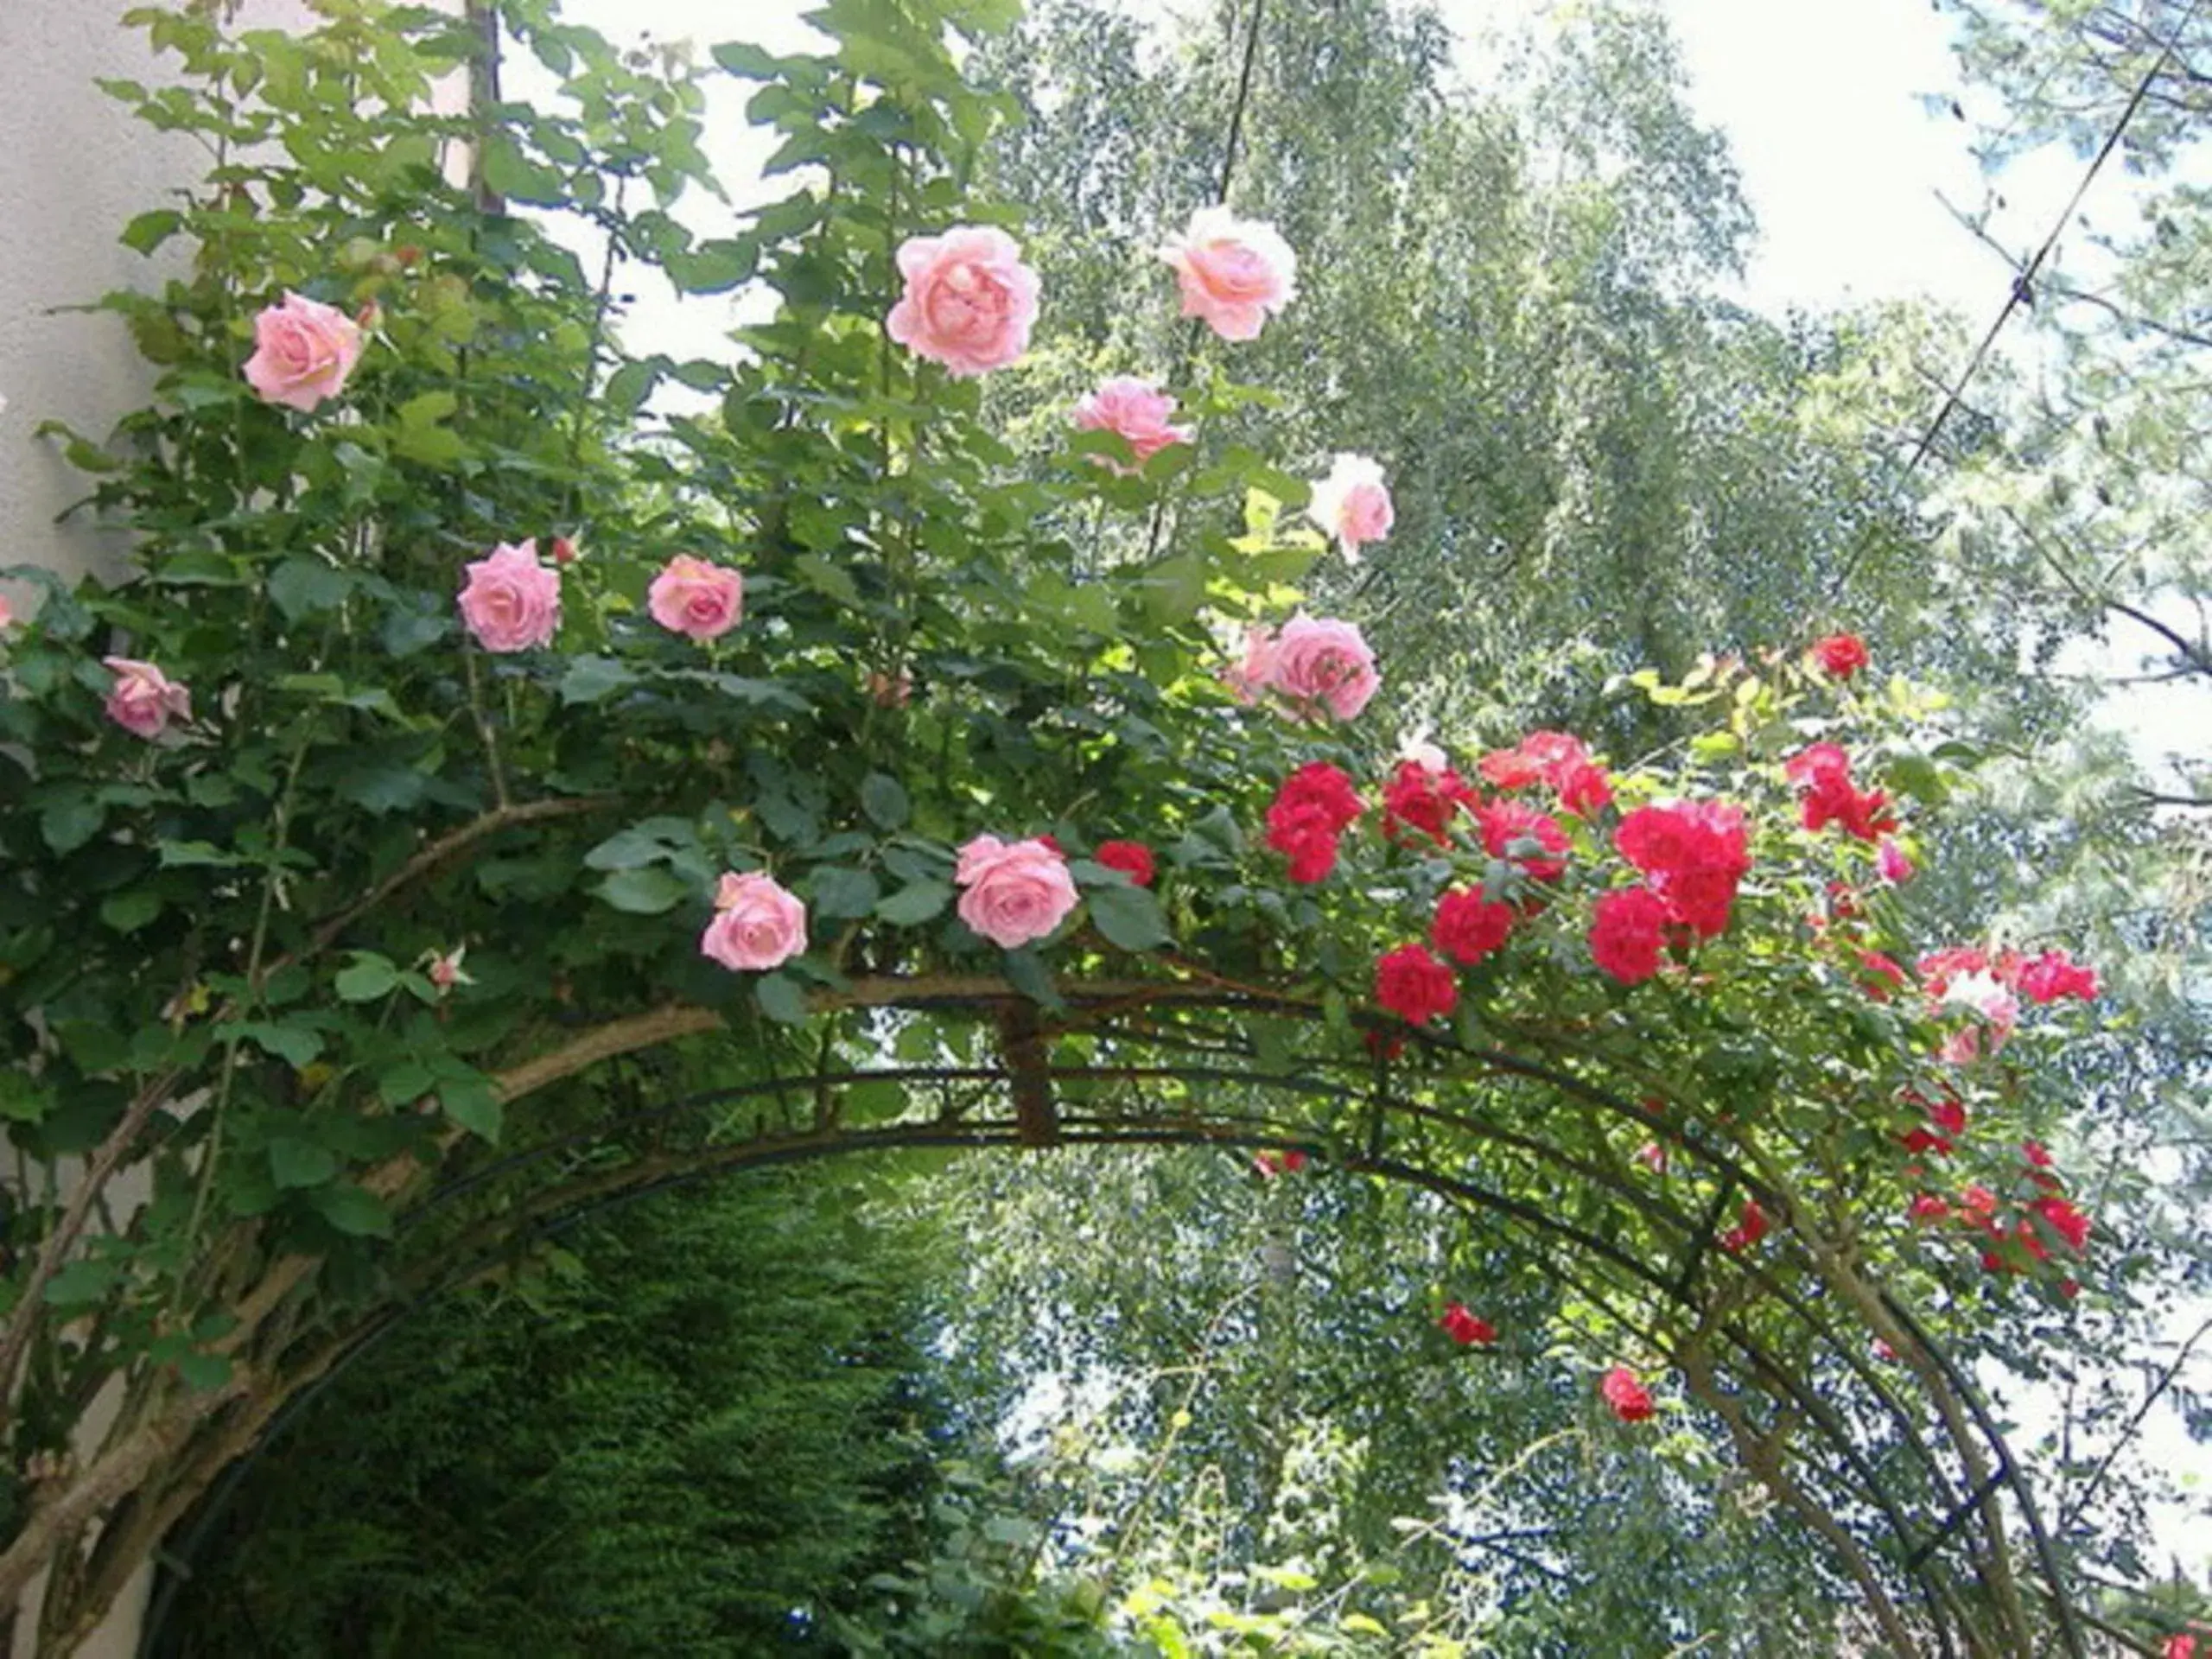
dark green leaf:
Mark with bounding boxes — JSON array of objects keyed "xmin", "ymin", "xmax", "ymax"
[
  {"xmin": 860, "ymin": 772, "xmax": 910, "ymax": 830},
  {"xmin": 595, "ymin": 866, "xmax": 691, "ymax": 914},
  {"xmin": 811, "ymin": 865, "xmax": 882, "ymax": 918},
  {"xmin": 875, "ymin": 880, "xmax": 952, "ymax": 925},
  {"xmin": 756, "ymin": 971, "xmax": 811, "ymax": 1025},
  {"xmin": 1088, "ymin": 883, "xmax": 1173, "ymax": 952},
  {"xmin": 334, "ymin": 954, "xmax": 400, "ymax": 1002},
  {"xmin": 269, "ymin": 1135, "xmax": 339, "ymax": 1189},
  {"xmin": 310, "ymin": 1184, "xmax": 394, "ymax": 1238}
]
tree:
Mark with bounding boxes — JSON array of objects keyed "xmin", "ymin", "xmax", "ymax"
[{"xmin": 150, "ymin": 1170, "xmax": 946, "ymax": 1655}]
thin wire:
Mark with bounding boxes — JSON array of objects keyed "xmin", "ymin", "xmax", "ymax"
[{"xmin": 1904, "ymin": 0, "xmax": 2205, "ymax": 476}]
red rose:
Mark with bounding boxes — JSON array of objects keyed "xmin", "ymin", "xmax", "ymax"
[
  {"xmin": 1376, "ymin": 943, "xmax": 1458, "ymax": 1026},
  {"xmin": 1439, "ymin": 1301, "xmax": 1496, "ymax": 1346},
  {"xmin": 2031, "ymin": 1194, "xmax": 2090, "ymax": 1253},
  {"xmin": 1477, "ymin": 746, "xmax": 1544, "ymax": 790},
  {"xmin": 1916, "ymin": 945, "xmax": 1993, "ymax": 999},
  {"xmin": 1615, "ymin": 801, "xmax": 1750, "ymax": 938},
  {"xmin": 1381, "ymin": 760, "xmax": 1476, "ymax": 846},
  {"xmin": 1254, "ymin": 1148, "xmax": 1308, "ymax": 1178},
  {"xmin": 2164, "ymin": 1635, "xmax": 2196, "ymax": 1659},
  {"xmin": 2021, "ymin": 1140, "xmax": 2052, "ymax": 1169},
  {"xmin": 1265, "ymin": 763, "xmax": 1363, "ymax": 883},
  {"xmin": 1431, "ymin": 887, "xmax": 1515, "ymax": 966},
  {"xmin": 1590, "ymin": 887, "xmax": 1669, "ymax": 985},
  {"xmin": 1600, "ymin": 1366, "xmax": 1655, "ymax": 1423},
  {"xmin": 1785, "ymin": 743, "xmax": 1896, "ymax": 843},
  {"xmin": 1719, "ymin": 1198, "xmax": 1769, "ymax": 1254},
  {"xmin": 1556, "ymin": 760, "xmax": 1613, "ymax": 817},
  {"xmin": 1095, "ymin": 839, "xmax": 1156, "ymax": 887},
  {"xmin": 1810, "ymin": 632, "xmax": 1870, "ymax": 679},
  {"xmin": 1857, "ymin": 950, "xmax": 1907, "ymax": 1000},
  {"xmin": 1909, "ymin": 1193, "xmax": 1949, "ymax": 1224},
  {"xmin": 1477, "ymin": 799, "xmax": 1569, "ymax": 882},
  {"xmin": 1633, "ymin": 1141, "xmax": 1668, "ymax": 1173},
  {"xmin": 2016, "ymin": 949, "xmax": 2098, "ymax": 1005}
]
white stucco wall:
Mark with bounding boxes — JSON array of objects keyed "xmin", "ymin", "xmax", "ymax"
[{"xmin": 0, "ymin": 0, "xmax": 326, "ymax": 613}]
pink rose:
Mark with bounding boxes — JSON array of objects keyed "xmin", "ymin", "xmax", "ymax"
[
  {"xmin": 457, "ymin": 540, "xmax": 561, "ymax": 652},
  {"xmin": 1268, "ymin": 614, "xmax": 1379, "ymax": 721},
  {"xmin": 1222, "ymin": 623, "xmax": 1281, "ymax": 704},
  {"xmin": 1306, "ymin": 453, "xmax": 1393, "ymax": 560},
  {"xmin": 101, "ymin": 657, "xmax": 191, "ymax": 740},
  {"xmin": 1072, "ymin": 376, "xmax": 1192, "ymax": 474},
  {"xmin": 886, "ymin": 226, "xmax": 1040, "ymax": 378},
  {"xmin": 700, "ymin": 871, "xmax": 809, "ymax": 971},
  {"xmin": 0, "ymin": 594, "xmax": 13, "ymax": 629},
  {"xmin": 1877, "ymin": 838, "xmax": 1915, "ymax": 884},
  {"xmin": 1158, "ymin": 206, "xmax": 1297, "ymax": 341},
  {"xmin": 955, "ymin": 834, "xmax": 1079, "ymax": 949},
  {"xmin": 241, "ymin": 291, "xmax": 365, "ymax": 412},
  {"xmin": 647, "ymin": 555, "xmax": 744, "ymax": 641}
]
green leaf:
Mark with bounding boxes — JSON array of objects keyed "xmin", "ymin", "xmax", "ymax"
[
  {"xmin": 860, "ymin": 772, "xmax": 910, "ymax": 830},
  {"xmin": 711, "ymin": 40, "xmax": 783, "ymax": 77},
  {"xmin": 239, "ymin": 1021, "xmax": 324, "ymax": 1069},
  {"xmin": 121, "ymin": 208, "xmax": 182, "ymax": 254},
  {"xmin": 41, "ymin": 796, "xmax": 105, "ymax": 855},
  {"xmin": 1002, "ymin": 947, "xmax": 1063, "ymax": 1009},
  {"xmin": 310, "ymin": 1184, "xmax": 394, "ymax": 1238},
  {"xmin": 269, "ymin": 1135, "xmax": 339, "ymax": 1189},
  {"xmin": 559, "ymin": 655, "xmax": 639, "ymax": 705},
  {"xmin": 267, "ymin": 556, "xmax": 353, "ymax": 622},
  {"xmin": 755, "ymin": 971, "xmax": 811, "ymax": 1026},
  {"xmin": 810, "ymin": 865, "xmax": 882, "ymax": 919},
  {"xmin": 157, "ymin": 838, "xmax": 247, "ymax": 868},
  {"xmin": 99, "ymin": 888, "xmax": 162, "ymax": 933},
  {"xmin": 0, "ymin": 1071, "xmax": 53, "ymax": 1124},
  {"xmin": 875, "ymin": 880, "xmax": 952, "ymax": 925},
  {"xmin": 604, "ymin": 358, "xmax": 662, "ymax": 417},
  {"xmin": 664, "ymin": 237, "xmax": 759, "ymax": 294},
  {"xmin": 334, "ymin": 954, "xmax": 400, "ymax": 1002},
  {"xmin": 175, "ymin": 1351, "xmax": 234, "ymax": 1392},
  {"xmin": 378, "ymin": 1058, "xmax": 436, "ymax": 1109},
  {"xmin": 441, "ymin": 1077, "xmax": 503, "ymax": 1143},
  {"xmin": 1088, "ymin": 883, "xmax": 1173, "ymax": 952},
  {"xmin": 595, "ymin": 866, "xmax": 691, "ymax": 914},
  {"xmin": 792, "ymin": 551, "xmax": 862, "ymax": 607},
  {"xmin": 43, "ymin": 1258, "xmax": 120, "ymax": 1309},
  {"xmin": 480, "ymin": 136, "xmax": 566, "ymax": 206}
]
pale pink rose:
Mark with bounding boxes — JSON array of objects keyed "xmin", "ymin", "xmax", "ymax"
[
  {"xmin": 1222, "ymin": 623, "xmax": 1281, "ymax": 704},
  {"xmin": 1877, "ymin": 838, "xmax": 1915, "ymax": 885},
  {"xmin": 1307, "ymin": 453, "xmax": 1394, "ymax": 560},
  {"xmin": 102, "ymin": 657, "xmax": 191, "ymax": 739},
  {"xmin": 457, "ymin": 540, "xmax": 561, "ymax": 652},
  {"xmin": 955, "ymin": 835, "xmax": 1079, "ymax": 949},
  {"xmin": 426, "ymin": 946, "xmax": 470, "ymax": 991},
  {"xmin": 1072, "ymin": 377, "xmax": 1192, "ymax": 474},
  {"xmin": 1268, "ymin": 614, "xmax": 1380, "ymax": 721},
  {"xmin": 1158, "ymin": 206, "xmax": 1297, "ymax": 342},
  {"xmin": 1399, "ymin": 737, "xmax": 1449, "ymax": 775},
  {"xmin": 241, "ymin": 291, "xmax": 365, "ymax": 412},
  {"xmin": 647, "ymin": 555, "xmax": 744, "ymax": 641},
  {"xmin": 885, "ymin": 226, "xmax": 1040, "ymax": 378},
  {"xmin": 1941, "ymin": 969, "xmax": 2018, "ymax": 1050},
  {"xmin": 700, "ymin": 871, "xmax": 809, "ymax": 971}
]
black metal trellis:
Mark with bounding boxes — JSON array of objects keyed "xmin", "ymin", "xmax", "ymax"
[{"xmin": 133, "ymin": 990, "xmax": 2098, "ymax": 1659}]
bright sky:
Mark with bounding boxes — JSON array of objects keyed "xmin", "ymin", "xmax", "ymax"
[{"xmin": 541, "ymin": 0, "xmax": 2209, "ymax": 1580}]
